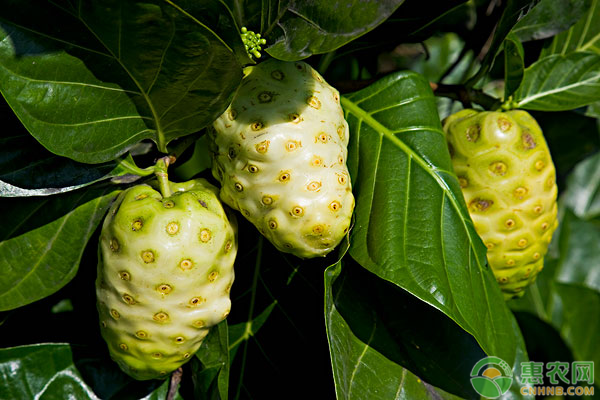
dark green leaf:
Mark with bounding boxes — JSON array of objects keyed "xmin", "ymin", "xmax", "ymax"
[
  {"xmin": 0, "ymin": 0, "xmax": 242, "ymax": 163},
  {"xmin": 341, "ymin": 71, "xmax": 518, "ymax": 367},
  {"xmin": 467, "ymin": 0, "xmax": 537, "ymax": 87},
  {"xmin": 514, "ymin": 52, "xmax": 600, "ymax": 111},
  {"xmin": 511, "ymin": 0, "xmax": 592, "ymax": 42},
  {"xmin": 194, "ymin": 321, "xmax": 230, "ymax": 400},
  {"xmin": 265, "ymin": 0, "xmax": 405, "ymax": 61},
  {"xmin": 541, "ymin": 0, "xmax": 600, "ymax": 56},
  {"xmin": 228, "ymin": 301, "xmax": 276, "ymax": 359},
  {"xmin": 0, "ymin": 186, "xmax": 118, "ymax": 310},
  {"xmin": 504, "ymin": 33, "xmax": 525, "ymax": 99},
  {"xmin": 0, "ymin": 343, "xmax": 172, "ymax": 400},
  {"xmin": 563, "ymin": 152, "xmax": 600, "ymax": 220}
]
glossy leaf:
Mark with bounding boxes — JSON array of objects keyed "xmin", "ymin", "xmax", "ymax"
[
  {"xmin": 265, "ymin": 0, "xmax": 405, "ymax": 61},
  {"xmin": 0, "ymin": 186, "xmax": 118, "ymax": 311},
  {"xmin": 540, "ymin": 0, "xmax": 600, "ymax": 56},
  {"xmin": 514, "ymin": 52, "xmax": 600, "ymax": 111},
  {"xmin": 511, "ymin": 0, "xmax": 591, "ymax": 42},
  {"xmin": 0, "ymin": 0, "xmax": 242, "ymax": 163},
  {"xmin": 341, "ymin": 71, "xmax": 518, "ymax": 367},
  {"xmin": 194, "ymin": 321, "xmax": 229, "ymax": 400},
  {"xmin": 504, "ymin": 33, "xmax": 525, "ymax": 99},
  {"xmin": 563, "ymin": 152, "xmax": 600, "ymax": 220},
  {"xmin": 0, "ymin": 343, "xmax": 175, "ymax": 400}
]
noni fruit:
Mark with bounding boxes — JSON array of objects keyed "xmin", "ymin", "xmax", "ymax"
[
  {"xmin": 210, "ymin": 59, "xmax": 354, "ymax": 258},
  {"xmin": 96, "ymin": 179, "xmax": 237, "ymax": 380},
  {"xmin": 443, "ymin": 109, "xmax": 558, "ymax": 299}
]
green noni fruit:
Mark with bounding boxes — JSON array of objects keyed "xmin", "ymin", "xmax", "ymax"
[
  {"xmin": 96, "ymin": 179, "xmax": 237, "ymax": 380},
  {"xmin": 210, "ymin": 59, "xmax": 354, "ymax": 258},
  {"xmin": 444, "ymin": 109, "xmax": 558, "ymax": 299}
]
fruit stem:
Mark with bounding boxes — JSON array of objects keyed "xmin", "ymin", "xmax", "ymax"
[{"xmin": 154, "ymin": 156, "xmax": 173, "ymax": 198}]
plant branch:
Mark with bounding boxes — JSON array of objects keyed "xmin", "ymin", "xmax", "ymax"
[
  {"xmin": 167, "ymin": 368, "xmax": 183, "ymax": 400},
  {"xmin": 431, "ymin": 82, "xmax": 501, "ymax": 111}
]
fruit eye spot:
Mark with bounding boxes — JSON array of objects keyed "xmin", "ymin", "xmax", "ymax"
[
  {"xmin": 157, "ymin": 284, "xmax": 172, "ymax": 294},
  {"xmin": 291, "ymin": 206, "xmax": 304, "ymax": 217},
  {"xmin": 279, "ymin": 172, "xmax": 291, "ymax": 182},
  {"xmin": 338, "ymin": 156, "xmax": 344, "ymax": 165},
  {"xmin": 189, "ymin": 297, "xmax": 204, "ymax": 306},
  {"xmin": 228, "ymin": 109, "xmax": 237, "ymax": 120},
  {"xmin": 262, "ymin": 196, "xmax": 273, "ymax": 205},
  {"xmin": 313, "ymin": 225, "xmax": 324, "ymax": 234},
  {"xmin": 163, "ymin": 200, "xmax": 174, "ymax": 208},
  {"xmin": 166, "ymin": 222, "xmax": 179, "ymax": 235},
  {"xmin": 152, "ymin": 352, "xmax": 162, "ymax": 359},
  {"xmin": 469, "ymin": 198, "xmax": 493, "ymax": 212},
  {"xmin": 458, "ymin": 177, "xmax": 468, "ymax": 188},
  {"xmin": 533, "ymin": 252, "xmax": 541, "ymax": 260},
  {"xmin": 225, "ymin": 284, "xmax": 232, "ymax": 293},
  {"xmin": 271, "ymin": 70, "xmax": 284, "ymax": 80},
  {"xmin": 286, "ymin": 140, "xmax": 300, "ymax": 151},
  {"xmin": 329, "ymin": 201, "xmax": 342, "ymax": 212},
  {"xmin": 248, "ymin": 165, "xmax": 259, "ymax": 173},
  {"xmin": 122, "ymin": 294, "xmax": 136, "ymax": 305},
  {"xmin": 101, "ymin": 321, "xmax": 107, "ymax": 328},
  {"xmin": 533, "ymin": 205, "xmax": 544, "ymax": 214},
  {"xmin": 518, "ymin": 238, "xmax": 528, "ymax": 248},
  {"xmin": 142, "ymin": 250, "xmax": 155, "ymax": 263},
  {"xmin": 110, "ymin": 309, "xmax": 120, "ymax": 319},
  {"xmin": 183, "ymin": 353, "xmax": 191, "ymax": 359},
  {"xmin": 535, "ymin": 160, "xmax": 545, "ymax": 170},
  {"xmin": 200, "ymin": 229, "xmax": 211, "ymax": 242},
  {"xmin": 485, "ymin": 242, "xmax": 494, "ymax": 249},
  {"xmin": 489, "ymin": 161, "xmax": 507, "ymax": 176},
  {"xmin": 317, "ymin": 133, "xmax": 329, "ymax": 143},
  {"xmin": 258, "ymin": 91, "xmax": 274, "ymax": 103},
  {"xmin": 225, "ymin": 241, "xmax": 233, "ymax": 252},
  {"xmin": 334, "ymin": 93, "xmax": 340, "ymax": 102},
  {"xmin": 251, "ymin": 121, "xmax": 264, "ymax": 131},
  {"xmin": 521, "ymin": 132, "xmax": 537, "ymax": 149},
  {"xmin": 307, "ymin": 181, "xmax": 321, "ymax": 191},
  {"xmin": 132, "ymin": 219, "xmax": 143, "ymax": 231},
  {"xmin": 193, "ymin": 320, "xmax": 205, "ymax": 328},
  {"xmin": 541, "ymin": 222, "xmax": 549, "ymax": 230},
  {"xmin": 307, "ymin": 96, "xmax": 321, "ymax": 109},
  {"xmin": 312, "ymin": 156, "xmax": 323, "ymax": 167},
  {"xmin": 514, "ymin": 187, "xmax": 528, "ymax": 198},
  {"xmin": 295, "ymin": 63, "xmax": 304, "ymax": 71},
  {"xmin": 109, "ymin": 238, "xmax": 120, "ymax": 252},
  {"xmin": 466, "ymin": 125, "xmax": 480, "ymax": 142},
  {"xmin": 228, "ymin": 148, "xmax": 236, "ymax": 159},
  {"xmin": 284, "ymin": 243, "xmax": 293, "ymax": 249},
  {"xmin": 135, "ymin": 194, "xmax": 148, "ymax": 200},
  {"xmin": 153, "ymin": 312, "xmax": 169, "ymax": 322},
  {"xmin": 546, "ymin": 177, "xmax": 554, "ymax": 189},
  {"xmin": 255, "ymin": 140, "xmax": 269, "ymax": 153},
  {"xmin": 505, "ymin": 219, "xmax": 516, "ymax": 229},
  {"xmin": 497, "ymin": 117, "xmax": 512, "ymax": 132},
  {"xmin": 289, "ymin": 113, "xmax": 302, "ymax": 123},
  {"xmin": 498, "ymin": 277, "xmax": 509, "ymax": 283},
  {"xmin": 175, "ymin": 336, "xmax": 185, "ymax": 344},
  {"xmin": 506, "ymin": 259, "xmax": 515, "ymax": 266},
  {"xmin": 119, "ymin": 343, "xmax": 128, "ymax": 351},
  {"xmin": 337, "ymin": 125, "xmax": 345, "ymax": 139},
  {"xmin": 337, "ymin": 174, "xmax": 347, "ymax": 185},
  {"xmin": 208, "ymin": 271, "xmax": 219, "ymax": 282},
  {"xmin": 119, "ymin": 271, "xmax": 130, "ymax": 281},
  {"xmin": 234, "ymin": 182, "xmax": 244, "ymax": 192},
  {"xmin": 268, "ymin": 220, "xmax": 278, "ymax": 229}
]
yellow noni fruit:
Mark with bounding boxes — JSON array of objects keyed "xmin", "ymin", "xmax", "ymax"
[
  {"xmin": 96, "ymin": 179, "xmax": 237, "ymax": 380},
  {"xmin": 210, "ymin": 59, "xmax": 354, "ymax": 258},
  {"xmin": 443, "ymin": 109, "xmax": 558, "ymax": 299}
]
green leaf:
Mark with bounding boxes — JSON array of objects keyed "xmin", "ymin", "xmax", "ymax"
[
  {"xmin": 511, "ymin": 0, "xmax": 592, "ymax": 42},
  {"xmin": 514, "ymin": 52, "xmax": 600, "ymax": 111},
  {"xmin": 341, "ymin": 71, "xmax": 518, "ymax": 368},
  {"xmin": 194, "ymin": 321, "xmax": 230, "ymax": 400},
  {"xmin": 504, "ymin": 33, "xmax": 525, "ymax": 99},
  {"xmin": 0, "ymin": 186, "xmax": 119, "ymax": 310},
  {"xmin": 467, "ymin": 0, "xmax": 537, "ymax": 87},
  {"xmin": 563, "ymin": 152, "xmax": 600, "ymax": 220},
  {"xmin": 0, "ymin": 343, "xmax": 172, "ymax": 400},
  {"xmin": 541, "ymin": 0, "xmax": 600, "ymax": 56},
  {"xmin": 0, "ymin": 0, "xmax": 242, "ymax": 163},
  {"xmin": 265, "ymin": 0, "xmax": 405, "ymax": 61}
]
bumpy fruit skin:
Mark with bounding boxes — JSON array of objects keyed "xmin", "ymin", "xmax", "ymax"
[
  {"xmin": 443, "ymin": 109, "xmax": 558, "ymax": 299},
  {"xmin": 210, "ymin": 59, "xmax": 354, "ymax": 258},
  {"xmin": 96, "ymin": 179, "xmax": 237, "ymax": 380}
]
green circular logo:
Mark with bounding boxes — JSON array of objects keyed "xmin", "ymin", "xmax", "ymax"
[{"xmin": 470, "ymin": 356, "xmax": 513, "ymax": 398}]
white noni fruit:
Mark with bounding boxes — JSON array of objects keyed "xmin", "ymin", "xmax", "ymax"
[
  {"xmin": 96, "ymin": 179, "xmax": 237, "ymax": 380},
  {"xmin": 210, "ymin": 59, "xmax": 354, "ymax": 258}
]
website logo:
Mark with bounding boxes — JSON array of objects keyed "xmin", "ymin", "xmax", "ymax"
[{"xmin": 470, "ymin": 356, "xmax": 513, "ymax": 398}]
